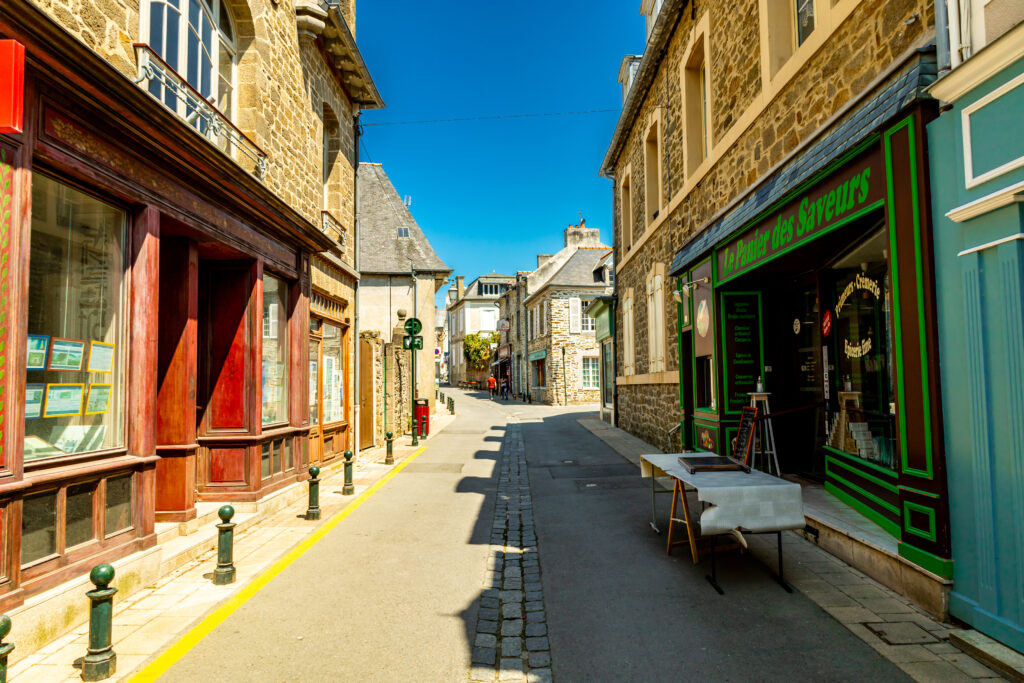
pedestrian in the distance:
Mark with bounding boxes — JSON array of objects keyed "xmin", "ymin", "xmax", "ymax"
[
  {"xmin": 501, "ymin": 377, "xmax": 509, "ymax": 400},
  {"xmin": 487, "ymin": 375, "xmax": 497, "ymax": 399}
]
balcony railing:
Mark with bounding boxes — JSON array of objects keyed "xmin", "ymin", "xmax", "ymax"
[
  {"xmin": 132, "ymin": 44, "xmax": 268, "ymax": 180},
  {"xmin": 321, "ymin": 210, "xmax": 346, "ymax": 245}
]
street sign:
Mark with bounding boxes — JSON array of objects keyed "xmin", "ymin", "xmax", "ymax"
[
  {"xmin": 403, "ymin": 335, "xmax": 424, "ymax": 350},
  {"xmin": 404, "ymin": 317, "xmax": 422, "ymax": 336}
]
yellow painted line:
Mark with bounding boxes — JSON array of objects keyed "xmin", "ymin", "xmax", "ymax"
[{"xmin": 130, "ymin": 445, "xmax": 430, "ymax": 682}]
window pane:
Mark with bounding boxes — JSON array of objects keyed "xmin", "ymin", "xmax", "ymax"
[
  {"xmin": 272, "ymin": 439, "xmax": 281, "ymax": 473},
  {"xmin": 261, "ymin": 442, "xmax": 271, "ymax": 478},
  {"xmin": 66, "ymin": 483, "xmax": 96, "ymax": 548},
  {"xmin": 796, "ymin": 0, "xmax": 815, "ymax": 45},
  {"xmin": 22, "ymin": 491, "xmax": 57, "ymax": 565},
  {"xmin": 261, "ymin": 274, "xmax": 289, "ymax": 425},
  {"xmin": 321, "ymin": 323, "xmax": 344, "ymax": 424},
  {"xmin": 309, "ymin": 338, "xmax": 319, "ymax": 426},
  {"xmin": 105, "ymin": 475, "xmax": 133, "ymax": 536},
  {"xmin": 26, "ymin": 175, "xmax": 126, "ymax": 461},
  {"xmin": 284, "ymin": 439, "xmax": 293, "ymax": 471}
]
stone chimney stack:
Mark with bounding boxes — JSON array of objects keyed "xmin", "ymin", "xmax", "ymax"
[
  {"xmin": 564, "ymin": 218, "xmax": 601, "ymax": 248},
  {"xmin": 537, "ymin": 255, "xmax": 554, "ymax": 268},
  {"xmin": 456, "ymin": 275, "xmax": 464, "ymax": 300}
]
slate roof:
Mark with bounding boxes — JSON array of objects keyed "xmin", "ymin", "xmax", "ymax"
[
  {"xmin": 669, "ymin": 48, "xmax": 937, "ymax": 276},
  {"xmin": 357, "ymin": 163, "xmax": 450, "ymax": 275},
  {"xmin": 529, "ymin": 248, "xmax": 612, "ymax": 299}
]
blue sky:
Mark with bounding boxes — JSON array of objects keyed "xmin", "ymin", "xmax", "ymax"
[{"xmin": 356, "ymin": 1, "xmax": 644, "ymax": 307}]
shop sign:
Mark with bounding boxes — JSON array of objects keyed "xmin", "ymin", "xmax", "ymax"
[
  {"xmin": 837, "ymin": 274, "xmax": 881, "ymax": 359},
  {"xmin": 822, "ymin": 309, "xmax": 832, "ymax": 338},
  {"xmin": 528, "ymin": 350, "xmax": 547, "ymax": 361},
  {"xmin": 497, "ymin": 344, "xmax": 510, "ymax": 359},
  {"xmin": 716, "ymin": 148, "xmax": 884, "ymax": 284},
  {"xmin": 0, "ymin": 40, "xmax": 25, "ymax": 134}
]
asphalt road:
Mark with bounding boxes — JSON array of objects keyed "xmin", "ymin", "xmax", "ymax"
[{"xmin": 156, "ymin": 389, "xmax": 905, "ymax": 681}]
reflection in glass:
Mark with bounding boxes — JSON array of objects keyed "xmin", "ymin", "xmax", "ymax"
[
  {"xmin": 261, "ymin": 274, "xmax": 289, "ymax": 425},
  {"xmin": 22, "ymin": 491, "xmax": 57, "ymax": 565},
  {"xmin": 105, "ymin": 475, "xmax": 133, "ymax": 536},
  {"xmin": 66, "ymin": 483, "xmax": 96, "ymax": 548},
  {"xmin": 321, "ymin": 323, "xmax": 344, "ymax": 424},
  {"xmin": 26, "ymin": 175, "xmax": 125, "ymax": 461},
  {"xmin": 261, "ymin": 441, "xmax": 271, "ymax": 479}
]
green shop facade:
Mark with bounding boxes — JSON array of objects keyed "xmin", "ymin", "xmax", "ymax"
[{"xmin": 667, "ymin": 61, "xmax": 952, "ymax": 583}]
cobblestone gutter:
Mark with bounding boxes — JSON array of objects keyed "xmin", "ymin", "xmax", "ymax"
[{"xmin": 471, "ymin": 417, "xmax": 553, "ymax": 683}]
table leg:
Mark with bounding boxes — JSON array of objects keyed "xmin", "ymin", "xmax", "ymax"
[
  {"xmin": 649, "ymin": 474, "xmax": 660, "ymax": 534},
  {"xmin": 773, "ymin": 531, "xmax": 793, "ymax": 593},
  {"xmin": 705, "ymin": 534, "xmax": 724, "ymax": 595},
  {"xmin": 677, "ymin": 482, "xmax": 700, "ymax": 565},
  {"xmin": 666, "ymin": 480, "xmax": 679, "ymax": 554}
]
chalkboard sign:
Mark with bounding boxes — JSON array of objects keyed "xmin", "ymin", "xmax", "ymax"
[{"xmin": 733, "ymin": 406, "xmax": 758, "ymax": 465}]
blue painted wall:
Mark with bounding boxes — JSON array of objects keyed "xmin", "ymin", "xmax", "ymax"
[{"xmin": 928, "ymin": 55, "xmax": 1024, "ymax": 652}]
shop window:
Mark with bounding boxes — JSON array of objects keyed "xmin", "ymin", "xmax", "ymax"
[
  {"xmin": 308, "ymin": 337, "xmax": 319, "ymax": 426},
  {"xmin": 532, "ymin": 359, "xmax": 546, "ymax": 387},
  {"xmin": 261, "ymin": 274, "xmax": 289, "ymax": 426},
  {"xmin": 620, "ymin": 171, "xmax": 633, "ymax": 251},
  {"xmin": 22, "ymin": 491, "xmax": 57, "ymax": 565},
  {"xmin": 26, "ymin": 175, "xmax": 126, "ymax": 461},
  {"xmin": 143, "ymin": 0, "xmax": 236, "ymax": 124},
  {"xmin": 104, "ymin": 474, "xmax": 133, "ymax": 537},
  {"xmin": 644, "ymin": 119, "xmax": 662, "ymax": 225},
  {"xmin": 272, "ymin": 439, "xmax": 281, "ymax": 472},
  {"xmin": 695, "ymin": 355, "xmax": 715, "ymax": 410},
  {"xmin": 582, "ymin": 357, "xmax": 600, "ymax": 390},
  {"xmin": 261, "ymin": 441, "xmax": 271, "ymax": 479},
  {"xmin": 601, "ymin": 341, "xmax": 614, "ymax": 406},
  {"xmin": 65, "ymin": 482, "xmax": 96, "ymax": 549},
  {"xmin": 683, "ymin": 35, "xmax": 711, "ymax": 173},
  {"xmin": 321, "ymin": 323, "xmax": 345, "ymax": 424},
  {"xmin": 284, "ymin": 438, "xmax": 293, "ymax": 471}
]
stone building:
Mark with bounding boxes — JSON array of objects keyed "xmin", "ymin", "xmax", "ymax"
[
  {"xmin": 602, "ymin": 0, "xmax": 952, "ymax": 615},
  {"xmin": 446, "ymin": 273, "xmax": 514, "ymax": 386},
  {"xmin": 0, "ymin": 0, "xmax": 379, "ymax": 647},
  {"xmin": 356, "ymin": 162, "xmax": 450, "ymax": 448}
]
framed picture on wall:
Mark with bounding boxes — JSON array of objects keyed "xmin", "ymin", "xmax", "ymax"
[{"xmin": 48, "ymin": 338, "xmax": 86, "ymax": 371}]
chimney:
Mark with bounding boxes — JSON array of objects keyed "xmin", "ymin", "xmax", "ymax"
[
  {"xmin": 537, "ymin": 254, "xmax": 554, "ymax": 268},
  {"xmin": 456, "ymin": 275, "xmax": 464, "ymax": 300},
  {"xmin": 564, "ymin": 220, "xmax": 602, "ymax": 248}
]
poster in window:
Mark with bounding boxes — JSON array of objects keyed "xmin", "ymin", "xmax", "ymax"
[
  {"xmin": 43, "ymin": 383, "xmax": 85, "ymax": 417},
  {"xmin": 85, "ymin": 384, "xmax": 112, "ymax": 415},
  {"xmin": 48, "ymin": 338, "xmax": 86, "ymax": 371},
  {"xmin": 25, "ymin": 383, "xmax": 45, "ymax": 419},
  {"xmin": 87, "ymin": 341, "xmax": 116, "ymax": 373},
  {"xmin": 27, "ymin": 335, "xmax": 50, "ymax": 370}
]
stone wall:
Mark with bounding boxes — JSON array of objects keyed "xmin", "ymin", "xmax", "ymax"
[
  {"xmin": 526, "ymin": 289, "xmax": 606, "ymax": 405},
  {"xmin": 617, "ymin": 383, "xmax": 680, "ymax": 451},
  {"xmin": 611, "ymin": 0, "xmax": 933, "ymax": 447}
]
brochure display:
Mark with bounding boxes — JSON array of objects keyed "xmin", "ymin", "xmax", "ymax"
[
  {"xmin": 87, "ymin": 341, "xmax": 116, "ymax": 373},
  {"xmin": 85, "ymin": 383, "xmax": 112, "ymax": 415},
  {"xmin": 48, "ymin": 338, "xmax": 85, "ymax": 371},
  {"xmin": 43, "ymin": 383, "xmax": 85, "ymax": 417},
  {"xmin": 25, "ymin": 383, "xmax": 44, "ymax": 419},
  {"xmin": 26, "ymin": 334, "xmax": 49, "ymax": 370}
]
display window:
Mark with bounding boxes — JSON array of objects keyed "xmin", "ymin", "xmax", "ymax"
[
  {"xmin": 261, "ymin": 273, "xmax": 289, "ymax": 426},
  {"xmin": 25, "ymin": 175, "xmax": 126, "ymax": 461},
  {"xmin": 320, "ymin": 322, "xmax": 344, "ymax": 424}
]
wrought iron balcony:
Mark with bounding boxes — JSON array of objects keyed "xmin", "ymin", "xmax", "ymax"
[
  {"xmin": 132, "ymin": 44, "xmax": 268, "ymax": 180},
  {"xmin": 321, "ymin": 210, "xmax": 346, "ymax": 245}
]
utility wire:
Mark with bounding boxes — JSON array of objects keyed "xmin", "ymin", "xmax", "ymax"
[{"xmin": 361, "ymin": 108, "xmax": 618, "ymax": 127}]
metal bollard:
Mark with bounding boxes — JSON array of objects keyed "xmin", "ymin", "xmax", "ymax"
[
  {"xmin": 82, "ymin": 564, "xmax": 117, "ymax": 681},
  {"xmin": 0, "ymin": 614, "xmax": 14, "ymax": 683},
  {"xmin": 385, "ymin": 431, "xmax": 394, "ymax": 465},
  {"xmin": 305, "ymin": 466, "xmax": 321, "ymax": 520},
  {"xmin": 449, "ymin": 398, "xmax": 455, "ymax": 415},
  {"xmin": 419, "ymin": 413, "xmax": 427, "ymax": 440},
  {"xmin": 343, "ymin": 451, "xmax": 355, "ymax": 495},
  {"xmin": 412, "ymin": 415, "xmax": 419, "ymax": 446},
  {"xmin": 214, "ymin": 505, "xmax": 236, "ymax": 585}
]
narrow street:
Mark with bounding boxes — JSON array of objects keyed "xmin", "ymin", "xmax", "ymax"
[{"xmin": 150, "ymin": 389, "xmax": 906, "ymax": 682}]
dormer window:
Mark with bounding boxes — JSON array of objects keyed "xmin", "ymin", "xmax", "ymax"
[
  {"xmin": 397, "ymin": 227, "xmax": 410, "ymax": 238},
  {"xmin": 641, "ymin": 0, "xmax": 665, "ymax": 42}
]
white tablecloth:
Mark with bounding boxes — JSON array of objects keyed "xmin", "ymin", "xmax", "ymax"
[{"xmin": 641, "ymin": 453, "xmax": 805, "ymax": 535}]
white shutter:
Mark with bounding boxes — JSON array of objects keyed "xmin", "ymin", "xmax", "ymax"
[
  {"xmin": 654, "ymin": 274, "xmax": 664, "ymax": 369},
  {"xmin": 624, "ymin": 294, "xmax": 635, "ymax": 375},
  {"xmin": 569, "ymin": 297, "xmax": 581, "ymax": 333}
]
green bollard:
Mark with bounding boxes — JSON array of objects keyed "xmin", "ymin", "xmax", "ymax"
[
  {"xmin": 449, "ymin": 398, "xmax": 455, "ymax": 415},
  {"xmin": 419, "ymin": 413, "xmax": 427, "ymax": 440},
  {"xmin": 412, "ymin": 415, "xmax": 419, "ymax": 447},
  {"xmin": 82, "ymin": 564, "xmax": 117, "ymax": 681},
  {"xmin": 343, "ymin": 451, "xmax": 355, "ymax": 495},
  {"xmin": 0, "ymin": 614, "xmax": 14, "ymax": 683},
  {"xmin": 213, "ymin": 505, "xmax": 236, "ymax": 585},
  {"xmin": 384, "ymin": 431, "xmax": 394, "ymax": 465},
  {"xmin": 305, "ymin": 466, "xmax": 321, "ymax": 520}
]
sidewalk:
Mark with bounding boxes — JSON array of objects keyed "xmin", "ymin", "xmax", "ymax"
[
  {"xmin": 577, "ymin": 415, "xmax": 1011, "ymax": 682},
  {"xmin": 6, "ymin": 405, "xmax": 455, "ymax": 682}
]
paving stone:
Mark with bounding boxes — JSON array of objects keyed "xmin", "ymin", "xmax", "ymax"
[
  {"xmin": 825, "ymin": 606, "xmax": 884, "ymax": 624},
  {"xmin": 479, "ymin": 620, "xmax": 498, "ymax": 634},
  {"xmin": 525, "ymin": 622, "xmax": 547, "ymax": 637},
  {"xmin": 897, "ymin": 660, "xmax": 975, "ymax": 682},
  {"xmin": 816, "ymin": 571, "xmax": 868, "ymax": 586},
  {"xmin": 803, "ymin": 590, "xmax": 861, "ymax": 608},
  {"xmin": 475, "ymin": 633, "xmax": 498, "ymax": 648},
  {"xmin": 525, "ymin": 591, "xmax": 543, "ymax": 601},
  {"xmin": 505, "ymin": 567, "xmax": 522, "ymax": 579},
  {"xmin": 528, "ymin": 651, "xmax": 551, "ymax": 668},
  {"xmin": 524, "ymin": 572, "xmax": 541, "ymax": 582},
  {"xmin": 502, "ymin": 603, "xmax": 522, "ymax": 619},
  {"xmin": 503, "ymin": 579, "xmax": 523, "ymax": 590},
  {"xmin": 526, "ymin": 611, "xmax": 546, "ymax": 624},
  {"xmin": 867, "ymin": 642, "xmax": 942, "ymax": 663},
  {"xmin": 525, "ymin": 637, "xmax": 550, "ymax": 651},
  {"xmin": 472, "ymin": 647, "xmax": 497, "ymax": 665},
  {"xmin": 501, "ymin": 619, "xmax": 524, "ymax": 636},
  {"xmin": 501, "ymin": 638, "xmax": 523, "ymax": 656},
  {"xmin": 500, "ymin": 590, "xmax": 523, "ymax": 603},
  {"xmin": 867, "ymin": 621, "xmax": 939, "ymax": 645},
  {"xmin": 940, "ymin": 653, "xmax": 1000, "ymax": 678},
  {"xmin": 527, "ymin": 669, "xmax": 553, "ymax": 683},
  {"xmin": 499, "ymin": 657, "xmax": 524, "ymax": 679},
  {"xmin": 483, "ymin": 589, "xmax": 499, "ymax": 599},
  {"xmin": 858, "ymin": 597, "xmax": 914, "ymax": 614},
  {"xmin": 479, "ymin": 608, "xmax": 499, "ymax": 621},
  {"xmin": 924, "ymin": 642, "xmax": 960, "ymax": 655},
  {"xmin": 525, "ymin": 601, "xmax": 544, "ymax": 612},
  {"xmin": 471, "ymin": 665, "xmax": 496, "ymax": 682},
  {"xmin": 481, "ymin": 596, "xmax": 499, "ymax": 609},
  {"xmin": 524, "ymin": 582, "xmax": 543, "ymax": 592}
]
